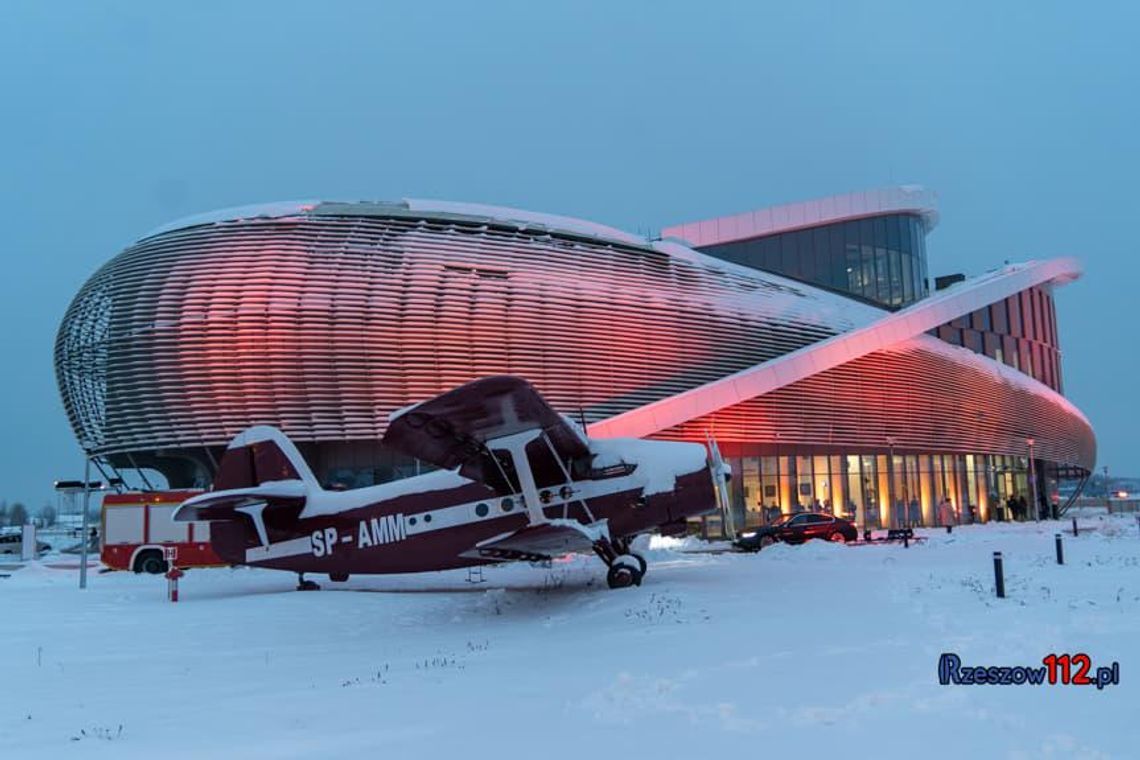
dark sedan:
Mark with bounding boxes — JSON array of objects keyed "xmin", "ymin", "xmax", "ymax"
[{"xmin": 734, "ymin": 512, "xmax": 857, "ymax": 552}]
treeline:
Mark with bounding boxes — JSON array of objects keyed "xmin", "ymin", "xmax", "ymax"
[{"xmin": 0, "ymin": 500, "xmax": 60, "ymax": 528}]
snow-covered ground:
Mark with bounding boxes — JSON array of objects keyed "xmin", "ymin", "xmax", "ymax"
[{"xmin": 2, "ymin": 514, "xmax": 1138, "ymax": 758}]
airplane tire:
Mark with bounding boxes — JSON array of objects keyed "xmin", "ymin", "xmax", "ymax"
[
  {"xmin": 606, "ymin": 562, "xmax": 643, "ymax": 589},
  {"xmin": 297, "ymin": 580, "xmax": 321, "ymax": 591},
  {"xmin": 629, "ymin": 552, "xmax": 648, "ymax": 576},
  {"xmin": 329, "ymin": 572, "xmax": 349, "ymax": 582}
]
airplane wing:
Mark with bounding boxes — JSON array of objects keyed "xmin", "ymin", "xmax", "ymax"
[
  {"xmin": 460, "ymin": 519, "xmax": 609, "ymax": 562},
  {"xmin": 382, "ymin": 375, "xmax": 590, "ymax": 494}
]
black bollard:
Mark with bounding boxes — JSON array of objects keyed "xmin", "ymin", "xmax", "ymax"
[
  {"xmin": 903, "ymin": 530, "xmax": 909, "ymax": 548},
  {"xmin": 1072, "ymin": 517, "xmax": 1078, "ymax": 537},
  {"xmin": 1055, "ymin": 533, "xmax": 1064, "ymax": 565},
  {"xmin": 993, "ymin": 551, "xmax": 1005, "ymax": 598},
  {"xmin": 946, "ymin": 525, "xmax": 952, "ymax": 534}
]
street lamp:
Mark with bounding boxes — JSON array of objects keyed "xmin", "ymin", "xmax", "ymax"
[{"xmin": 1027, "ymin": 438, "xmax": 1039, "ymax": 523}]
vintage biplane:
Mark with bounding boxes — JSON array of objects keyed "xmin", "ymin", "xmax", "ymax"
[{"xmin": 175, "ymin": 376, "xmax": 729, "ymax": 589}]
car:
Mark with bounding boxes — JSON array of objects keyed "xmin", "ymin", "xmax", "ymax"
[
  {"xmin": 734, "ymin": 511, "xmax": 857, "ymax": 551},
  {"xmin": 0, "ymin": 531, "xmax": 52, "ymax": 555}
]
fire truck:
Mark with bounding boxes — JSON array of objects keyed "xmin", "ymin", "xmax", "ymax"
[{"xmin": 101, "ymin": 491, "xmax": 226, "ymax": 573}]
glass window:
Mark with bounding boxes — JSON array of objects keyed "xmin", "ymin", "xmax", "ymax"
[
  {"xmin": 846, "ymin": 455, "xmax": 864, "ymax": 526},
  {"xmin": 861, "ymin": 245, "xmax": 876, "ymax": 300},
  {"xmin": 875, "ymin": 248, "xmax": 889, "ymax": 302},
  {"xmin": 780, "ymin": 233, "xmax": 796, "ymax": 276},
  {"xmin": 796, "ymin": 455, "xmax": 813, "ymax": 509},
  {"xmin": 846, "ymin": 243, "xmax": 862, "ymax": 293},
  {"xmin": 888, "ymin": 248, "xmax": 903, "ymax": 306},
  {"xmin": 798, "ymin": 230, "xmax": 816, "ymax": 282},
  {"xmin": 900, "ymin": 252, "xmax": 914, "ymax": 303},
  {"xmin": 813, "ymin": 455, "xmax": 831, "ymax": 512},
  {"xmin": 758, "ymin": 237, "xmax": 779, "ymax": 271},
  {"xmin": 898, "ymin": 216, "xmax": 913, "ymax": 255}
]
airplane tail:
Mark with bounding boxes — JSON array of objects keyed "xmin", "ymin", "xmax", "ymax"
[
  {"xmin": 174, "ymin": 426, "xmax": 317, "ymax": 533},
  {"xmin": 212, "ymin": 425, "xmax": 320, "ymax": 491}
]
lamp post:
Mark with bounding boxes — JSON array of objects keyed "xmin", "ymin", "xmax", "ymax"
[
  {"xmin": 54, "ymin": 473, "xmax": 104, "ymax": 590},
  {"xmin": 1027, "ymin": 438, "xmax": 1039, "ymax": 523},
  {"xmin": 1104, "ymin": 465, "xmax": 1111, "ymax": 513}
]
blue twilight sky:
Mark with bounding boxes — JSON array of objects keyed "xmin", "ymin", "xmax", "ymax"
[{"xmin": 0, "ymin": 1, "xmax": 1136, "ymax": 508}]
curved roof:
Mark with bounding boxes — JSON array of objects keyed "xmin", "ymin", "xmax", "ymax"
[
  {"xmin": 660, "ymin": 185, "xmax": 940, "ymax": 249},
  {"xmin": 140, "ymin": 198, "xmax": 651, "ymax": 251}
]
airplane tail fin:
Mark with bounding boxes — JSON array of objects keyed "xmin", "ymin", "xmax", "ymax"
[
  {"xmin": 174, "ymin": 426, "xmax": 317, "ymax": 532},
  {"xmin": 212, "ymin": 425, "xmax": 319, "ymax": 491}
]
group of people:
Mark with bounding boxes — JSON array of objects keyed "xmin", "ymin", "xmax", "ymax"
[{"xmin": 1002, "ymin": 493, "xmax": 1050, "ymax": 521}]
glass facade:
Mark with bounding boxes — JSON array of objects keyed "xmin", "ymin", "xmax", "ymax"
[
  {"xmin": 706, "ymin": 448, "xmax": 1052, "ymax": 538},
  {"xmin": 932, "ymin": 285, "xmax": 1063, "ymax": 392},
  {"xmin": 695, "ymin": 213, "xmax": 930, "ymax": 309}
]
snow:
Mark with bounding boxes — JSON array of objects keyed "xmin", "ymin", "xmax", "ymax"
[
  {"xmin": 2, "ymin": 515, "xmax": 1138, "ymax": 758},
  {"xmin": 138, "ymin": 201, "xmax": 319, "ymax": 241},
  {"xmin": 403, "ymin": 198, "xmax": 650, "ymax": 248},
  {"xmin": 589, "ymin": 437, "xmax": 708, "ymax": 495}
]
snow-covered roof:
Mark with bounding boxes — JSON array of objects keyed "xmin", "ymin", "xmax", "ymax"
[{"xmin": 139, "ymin": 198, "xmax": 651, "ymax": 251}]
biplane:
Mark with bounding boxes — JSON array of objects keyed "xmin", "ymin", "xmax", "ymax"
[{"xmin": 175, "ymin": 376, "xmax": 728, "ymax": 589}]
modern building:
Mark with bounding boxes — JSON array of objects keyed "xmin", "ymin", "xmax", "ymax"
[{"xmin": 55, "ymin": 187, "xmax": 1095, "ymax": 535}]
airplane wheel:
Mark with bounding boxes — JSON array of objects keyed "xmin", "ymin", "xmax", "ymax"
[
  {"xmin": 329, "ymin": 572, "xmax": 349, "ymax": 582},
  {"xmin": 297, "ymin": 579, "xmax": 321, "ymax": 591},
  {"xmin": 607, "ymin": 558, "xmax": 643, "ymax": 589},
  {"xmin": 629, "ymin": 552, "xmax": 648, "ymax": 576}
]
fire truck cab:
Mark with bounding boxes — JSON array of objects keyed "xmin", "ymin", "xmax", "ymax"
[{"xmin": 101, "ymin": 491, "xmax": 225, "ymax": 573}]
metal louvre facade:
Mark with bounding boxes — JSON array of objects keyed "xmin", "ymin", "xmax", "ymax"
[
  {"xmin": 656, "ymin": 336, "xmax": 1095, "ymax": 468},
  {"xmin": 56, "ymin": 190, "xmax": 1095, "ymax": 527},
  {"xmin": 56, "ymin": 204, "xmax": 862, "ymax": 463}
]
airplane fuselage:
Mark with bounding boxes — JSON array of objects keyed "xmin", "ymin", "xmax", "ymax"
[{"xmin": 209, "ymin": 466, "xmax": 713, "ymax": 576}]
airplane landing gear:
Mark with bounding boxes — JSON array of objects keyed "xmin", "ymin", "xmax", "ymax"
[
  {"xmin": 296, "ymin": 573, "xmax": 321, "ymax": 591},
  {"xmin": 595, "ymin": 538, "xmax": 646, "ymax": 589}
]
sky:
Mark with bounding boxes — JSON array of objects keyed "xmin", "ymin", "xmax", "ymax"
[{"xmin": 0, "ymin": 1, "xmax": 1136, "ymax": 509}]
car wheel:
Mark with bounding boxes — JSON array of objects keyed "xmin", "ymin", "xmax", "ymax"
[
  {"xmin": 759, "ymin": 535, "xmax": 776, "ymax": 549},
  {"xmin": 828, "ymin": 531, "xmax": 846, "ymax": 543}
]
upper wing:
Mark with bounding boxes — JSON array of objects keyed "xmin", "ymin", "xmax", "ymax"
[{"xmin": 382, "ymin": 376, "xmax": 589, "ymax": 493}]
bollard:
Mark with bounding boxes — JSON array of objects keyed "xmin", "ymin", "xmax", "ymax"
[
  {"xmin": 903, "ymin": 530, "xmax": 909, "ymax": 548},
  {"xmin": 1055, "ymin": 533, "xmax": 1064, "ymax": 565},
  {"xmin": 993, "ymin": 551, "xmax": 1005, "ymax": 598},
  {"xmin": 1072, "ymin": 517, "xmax": 1078, "ymax": 537},
  {"xmin": 946, "ymin": 525, "xmax": 952, "ymax": 534}
]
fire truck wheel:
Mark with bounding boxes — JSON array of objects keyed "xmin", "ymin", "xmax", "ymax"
[{"xmin": 135, "ymin": 551, "xmax": 168, "ymax": 575}]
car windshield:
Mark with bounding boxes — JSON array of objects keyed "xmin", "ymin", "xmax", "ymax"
[{"xmin": 770, "ymin": 514, "xmax": 794, "ymax": 526}]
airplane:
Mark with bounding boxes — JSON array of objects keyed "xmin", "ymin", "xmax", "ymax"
[{"xmin": 174, "ymin": 375, "xmax": 731, "ymax": 590}]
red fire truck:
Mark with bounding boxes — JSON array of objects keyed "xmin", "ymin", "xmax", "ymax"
[{"xmin": 101, "ymin": 491, "xmax": 226, "ymax": 573}]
